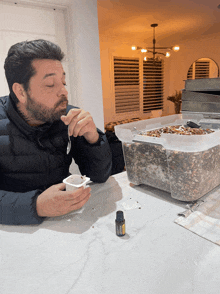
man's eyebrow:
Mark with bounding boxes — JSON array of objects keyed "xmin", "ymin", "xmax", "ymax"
[{"xmin": 43, "ymin": 72, "xmax": 66, "ymax": 79}]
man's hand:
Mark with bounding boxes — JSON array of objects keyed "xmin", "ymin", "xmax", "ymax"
[
  {"xmin": 61, "ymin": 109, "xmax": 99, "ymax": 144},
  {"xmin": 36, "ymin": 183, "xmax": 91, "ymax": 217}
]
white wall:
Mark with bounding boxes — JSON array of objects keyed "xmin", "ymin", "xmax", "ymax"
[
  {"xmin": 0, "ymin": 2, "xmax": 70, "ymax": 96},
  {"xmin": 65, "ymin": 0, "xmax": 104, "ymax": 131}
]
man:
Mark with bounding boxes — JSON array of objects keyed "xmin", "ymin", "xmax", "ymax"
[{"xmin": 0, "ymin": 39, "xmax": 112, "ymax": 225}]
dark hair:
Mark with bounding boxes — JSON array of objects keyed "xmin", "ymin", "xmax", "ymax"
[{"xmin": 4, "ymin": 39, "xmax": 64, "ymax": 104}]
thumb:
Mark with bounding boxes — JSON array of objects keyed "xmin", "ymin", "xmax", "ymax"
[
  {"xmin": 55, "ymin": 183, "xmax": 66, "ymax": 191},
  {"xmin": 60, "ymin": 115, "xmax": 67, "ymax": 123}
]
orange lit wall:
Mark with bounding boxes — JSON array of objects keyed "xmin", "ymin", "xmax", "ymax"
[{"xmin": 100, "ymin": 32, "xmax": 220, "ymax": 124}]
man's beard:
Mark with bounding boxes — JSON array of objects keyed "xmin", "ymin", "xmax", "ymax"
[{"xmin": 24, "ymin": 92, "xmax": 68, "ymax": 124}]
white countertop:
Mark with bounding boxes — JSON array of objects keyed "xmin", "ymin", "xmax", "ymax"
[{"xmin": 1, "ymin": 171, "xmax": 220, "ymax": 294}]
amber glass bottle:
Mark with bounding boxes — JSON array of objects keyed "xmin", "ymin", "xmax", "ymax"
[{"xmin": 115, "ymin": 210, "xmax": 125, "ymax": 237}]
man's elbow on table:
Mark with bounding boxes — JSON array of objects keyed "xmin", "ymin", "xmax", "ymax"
[{"xmin": 89, "ymin": 161, "xmax": 112, "ymax": 183}]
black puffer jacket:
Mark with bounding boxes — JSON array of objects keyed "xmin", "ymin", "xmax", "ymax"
[{"xmin": 0, "ymin": 96, "xmax": 112, "ymax": 225}]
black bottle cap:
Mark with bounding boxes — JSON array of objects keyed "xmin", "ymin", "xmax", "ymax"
[
  {"xmin": 186, "ymin": 121, "xmax": 201, "ymax": 129},
  {"xmin": 116, "ymin": 210, "xmax": 124, "ymax": 222}
]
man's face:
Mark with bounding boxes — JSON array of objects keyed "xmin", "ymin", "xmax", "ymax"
[{"xmin": 23, "ymin": 59, "xmax": 68, "ymax": 124}]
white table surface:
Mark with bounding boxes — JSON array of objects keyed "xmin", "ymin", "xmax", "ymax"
[{"xmin": 1, "ymin": 171, "xmax": 220, "ymax": 294}]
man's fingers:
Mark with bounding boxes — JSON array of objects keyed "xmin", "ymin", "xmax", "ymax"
[
  {"xmin": 71, "ymin": 117, "xmax": 91, "ymax": 137},
  {"xmin": 61, "ymin": 108, "xmax": 98, "ymax": 144},
  {"xmin": 64, "ymin": 188, "xmax": 91, "ymax": 213},
  {"xmin": 69, "ymin": 192, "xmax": 91, "ymax": 211},
  {"xmin": 61, "ymin": 108, "xmax": 81, "ymax": 125},
  {"xmin": 68, "ymin": 112, "xmax": 91, "ymax": 137},
  {"xmin": 64, "ymin": 186, "xmax": 91, "ymax": 202},
  {"xmin": 36, "ymin": 181, "xmax": 92, "ymax": 218},
  {"xmin": 61, "ymin": 109, "xmax": 93, "ymax": 136},
  {"xmin": 53, "ymin": 183, "xmax": 66, "ymax": 191},
  {"xmin": 68, "ymin": 118, "xmax": 83, "ymax": 137},
  {"xmin": 63, "ymin": 186, "xmax": 84, "ymax": 199}
]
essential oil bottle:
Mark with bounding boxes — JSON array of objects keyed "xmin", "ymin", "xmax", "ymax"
[{"xmin": 115, "ymin": 210, "xmax": 125, "ymax": 237}]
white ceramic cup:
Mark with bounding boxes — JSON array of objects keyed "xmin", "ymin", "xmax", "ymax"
[{"xmin": 63, "ymin": 174, "xmax": 90, "ymax": 191}]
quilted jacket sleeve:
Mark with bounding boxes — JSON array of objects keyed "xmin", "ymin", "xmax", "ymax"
[
  {"xmin": 0, "ymin": 188, "xmax": 45, "ymax": 225},
  {"xmin": 71, "ymin": 129, "xmax": 112, "ymax": 183}
]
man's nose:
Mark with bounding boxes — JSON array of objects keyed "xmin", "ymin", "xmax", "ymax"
[{"xmin": 58, "ymin": 84, "xmax": 68, "ymax": 97}]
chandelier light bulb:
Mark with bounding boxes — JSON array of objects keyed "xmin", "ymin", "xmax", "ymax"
[
  {"xmin": 130, "ymin": 24, "xmax": 180, "ymax": 60},
  {"xmin": 172, "ymin": 46, "xmax": 180, "ymax": 52}
]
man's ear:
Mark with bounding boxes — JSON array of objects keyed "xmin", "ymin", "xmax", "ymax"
[{"xmin": 12, "ymin": 83, "xmax": 26, "ymax": 104}]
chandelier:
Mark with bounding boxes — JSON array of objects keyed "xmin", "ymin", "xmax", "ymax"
[{"xmin": 131, "ymin": 23, "xmax": 180, "ymax": 61}]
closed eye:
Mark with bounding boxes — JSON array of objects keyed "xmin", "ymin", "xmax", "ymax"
[{"xmin": 45, "ymin": 82, "xmax": 66, "ymax": 87}]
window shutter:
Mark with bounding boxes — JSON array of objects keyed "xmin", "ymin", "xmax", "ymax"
[
  {"xmin": 195, "ymin": 60, "xmax": 210, "ymax": 79},
  {"xmin": 114, "ymin": 57, "xmax": 140, "ymax": 114},
  {"xmin": 187, "ymin": 60, "xmax": 210, "ymax": 79},
  {"xmin": 143, "ymin": 58, "xmax": 164, "ymax": 113},
  {"xmin": 187, "ymin": 64, "xmax": 193, "ymax": 79}
]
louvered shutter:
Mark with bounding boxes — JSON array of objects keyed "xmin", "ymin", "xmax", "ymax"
[
  {"xmin": 143, "ymin": 58, "xmax": 164, "ymax": 112},
  {"xmin": 187, "ymin": 60, "xmax": 210, "ymax": 79},
  {"xmin": 195, "ymin": 60, "xmax": 209, "ymax": 79},
  {"xmin": 187, "ymin": 64, "xmax": 193, "ymax": 79},
  {"xmin": 114, "ymin": 57, "xmax": 140, "ymax": 114}
]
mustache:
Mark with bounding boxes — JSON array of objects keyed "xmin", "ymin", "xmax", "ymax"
[{"xmin": 55, "ymin": 96, "xmax": 68, "ymax": 108}]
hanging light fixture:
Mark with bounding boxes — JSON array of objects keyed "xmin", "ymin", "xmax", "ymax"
[{"xmin": 131, "ymin": 23, "xmax": 180, "ymax": 61}]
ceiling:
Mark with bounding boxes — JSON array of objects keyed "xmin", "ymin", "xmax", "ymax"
[
  {"xmin": 1, "ymin": 0, "xmax": 220, "ymax": 46},
  {"xmin": 97, "ymin": 0, "xmax": 220, "ymax": 46}
]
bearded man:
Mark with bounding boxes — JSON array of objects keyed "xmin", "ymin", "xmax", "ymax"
[{"xmin": 0, "ymin": 39, "xmax": 112, "ymax": 225}]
